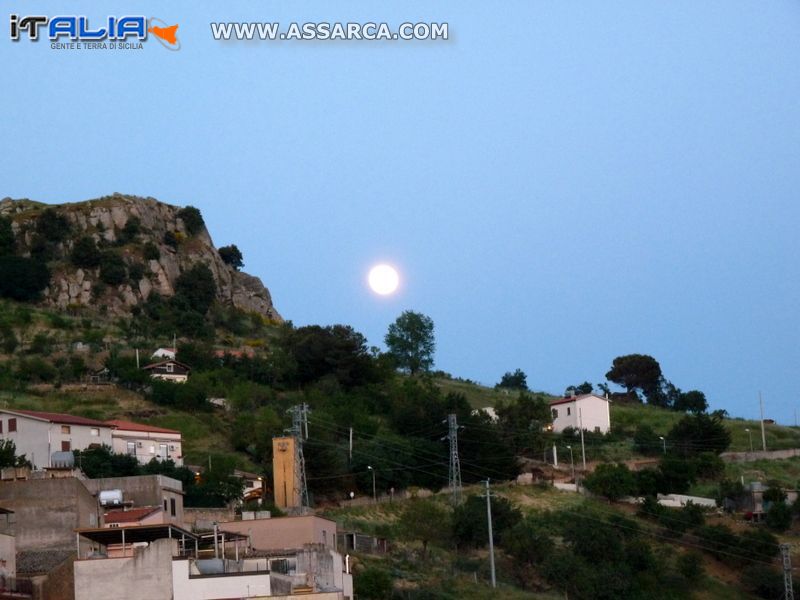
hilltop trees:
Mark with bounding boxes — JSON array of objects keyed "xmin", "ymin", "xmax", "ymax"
[
  {"xmin": 496, "ymin": 368, "xmax": 528, "ymax": 391},
  {"xmin": 667, "ymin": 413, "xmax": 731, "ymax": 456},
  {"xmin": 674, "ymin": 390, "xmax": 708, "ymax": 414},
  {"xmin": 177, "ymin": 206, "xmax": 205, "ymax": 235},
  {"xmin": 605, "ymin": 354, "xmax": 662, "ymax": 401},
  {"xmin": 385, "ymin": 310, "xmax": 435, "ymax": 374}
]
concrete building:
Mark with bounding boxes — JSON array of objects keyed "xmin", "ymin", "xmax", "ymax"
[
  {"xmin": 106, "ymin": 420, "xmax": 184, "ymax": 466},
  {"xmin": 218, "ymin": 515, "xmax": 337, "ymax": 553},
  {"xmin": 82, "ymin": 475, "xmax": 185, "ymax": 527},
  {"xmin": 73, "ymin": 525, "xmax": 351, "ymax": 600},
  {"xmin": 549, "ymin": 394, "xmax": 611, "ymax": 434},
  {"xmin": 0, "ymin": 509, "xmax": 16, "ymax": 582},
  {"xmin": 0, "ymin": 410, "xmax": 113, "ymax": 469},
  {"xmin": 0, "ymin": 478, "xmax": 100, "ymax": 551},
  {"xmin": 142, "ymin": 360, "xmax": 190, "ymax": 383},
  {"xmin": 104, "ymin": 506, "xmax": 165, "ymax": 528}
]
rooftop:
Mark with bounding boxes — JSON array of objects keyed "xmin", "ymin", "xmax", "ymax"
[
  {"xmin": 2, "ymin": 409, "xmax": 111, "ymax": 427},
  {"xmin": 549, "ymin": 394, "xmax": 610, "ymax": 407},
  {"xmin": 105, "ymin": 419, "xmax": 181, "ymax": 434},
  {"xmin": 104, "ymin": 506, "xmax": 161, "ymax": 524}
]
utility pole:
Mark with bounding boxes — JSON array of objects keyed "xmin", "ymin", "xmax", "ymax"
[
  {"xmin": 780, "ymin": 543, "xmax": 794, "ymax": 600},
  {"xmin": 483, "ymin": 480, "xmax": 497, "ymax": 588},
  {"xmin": 578, "ymin": 408, "xmax": 586, "ymax": 470},
  {"xmin": 348, "ymin": 427, "xmax": 353, "ymax": 463},
  {"xmin": 287, "ymin": 404, "xmax": 310, "ymax": 510},
  {"xmin": 446, "ymin": 414, "xmax": 463, "ymax": 505},
  {"xmin": 759, "ymin": 392, "xmax": 767, "ymax": 452}
]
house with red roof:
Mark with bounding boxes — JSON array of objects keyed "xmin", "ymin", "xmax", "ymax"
[
  {"xmin": 104, "ymin": 506, "xmax": 164, "ymax": 528},
  {"xmin": 106, "ymin": 420, "xmax": 184, "ymax": 466},
  {"xmin": 549, "ymin": 393, "xmax": 611, "ymax": 434},
  {"xmin": 141, "ymin": 359, "xmax": 190, "ymax": 384},
  {"xmin": 0, "ymin": 409, "xmax": 113, "ymax": 469}
]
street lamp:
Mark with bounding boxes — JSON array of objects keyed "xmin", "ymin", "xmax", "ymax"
[
  {"xmin": 745, "ymin": 428, "xmax": 753, "ymax": 453},
  {"xmin": 565, "ymin": 445, "xmax": 575, "ymax": 482},
  {"xmin": 658, "ymin": 436, "xmax": 666, "ymax": 454},
  {"xmin": 367, "ymin": 465, "xmax": 377, "ymax": 503}
]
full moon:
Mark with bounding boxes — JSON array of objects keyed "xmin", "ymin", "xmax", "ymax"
[{"xmin": 368, "ymin": 264, "xmax": 400, "ymax": 295}]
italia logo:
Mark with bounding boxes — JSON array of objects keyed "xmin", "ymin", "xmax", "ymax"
[{"xmin": 9, "ymin": 15, "xmax": 180, "ymax": 50}]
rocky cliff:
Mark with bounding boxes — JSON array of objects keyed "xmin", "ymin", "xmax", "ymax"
[{"xmin": 0, "ymin": 194, "xmax": 281, "ymax": 321}]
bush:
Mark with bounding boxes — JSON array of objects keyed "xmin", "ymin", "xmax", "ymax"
[
  {"xmin": 128, "ymin": 262, "xmax": 146, "ymax": 282},
  {"xmin": 177, "ymin": 206, "xmax": 205, "ymax": 235},
  {"xmin": 163, "ymin": 231, "xmax": 178, "ymax": 248},
  {"xmin": 35, "ymin": 208, "xmax": 71, "ymax": 241},
  {"xmin": 677, "ymin": 551, "xmax": 704, "ymax": 581},
  {"xmin": 741, "ymin": 565, "xmax": 786, "ymax": 599},
  {"xmin": 143, "ymin": 241, "xmax": 161, "ymax": 260},
  {"xmin": 99, "ymin": 252, "xmax": 127, "ymax": 285},
  {"xmin": 584, "ymin": 463, "xmax": 637, "ymax": 501},
  {"xmin": 765, "ymin": 501, "xmax": 792, "ymax": 532},
  {"xmin": 174, "ymin": 263, "xmax": 216, "ymax": 314},
  {"xmin": 355, "ymin": 567, "xmax": 392, "ymax": 600},
  {"xmin": 218, "ymin": 244, "xmax": 243, "ymax": 270},
  {"xmin": 70, "ymin": 236, "xmax": 101, "ymax": 268},
  {"xmin": 0, "ymin": 256, "xmax": 50, "ymax": 301}
]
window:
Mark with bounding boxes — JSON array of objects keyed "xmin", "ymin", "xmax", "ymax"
[
  {"xmin": 166, "ymin": 363, "xmax": 174, "ymax": 373},
  {"xmin": 127, "ymin": 442, "xmax": 136, "ymax": 456},
  {"xmin": 551, "ymin": 408, "xmax": 558, "ymax": 419},
  {"xmin": 0, "ymin": 421, "xmax": 3, "ymax": 434},
  {"xmin": 90, "ymin": 428, "xmax": 99, "ymax": 436},
  {"xmin": 61, "ymin": 425, "xmax": 71, "ymax": 434},
  {"xmin": 149, "ymin": 445, "xmax": 156, "ymax": 454},
  {"xmin": 61, "ymin": 441, "xmax": 71, "ymax": 452},
  {"xmin": 159, "ymin": 444, "xmax": 168, "ymax": 458},
  {"xmin": 8, "ymin": 419, "xmax": 16, "ymax": 433},
  {"xmin": 170, "ymin": 498, "xmax": 176, "ymax": 517},
  {"xmin": 567, "ymin": 407, "xmax": 571, "ymax": 416},
  {"xmin": 164, "ymin": 499, "xmax": 168, "ymax": 511}
]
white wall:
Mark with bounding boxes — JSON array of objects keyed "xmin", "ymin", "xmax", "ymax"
[
  {"xmin": 0, "ymin": 412, "xmax": 113, "ymax": 468},
  {"xmin": 551, "ymin": 396, "xmax": 610, "ymax": 434},
  {"xmin": 171, "ymin": 559, "xmax": 271, "ymax": 600},
  {"xmin": 110, "ymin": 430, "xmax": 183, "ymax": 466}
]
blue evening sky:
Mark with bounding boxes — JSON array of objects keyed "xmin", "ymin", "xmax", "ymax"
[{"xmin": 2, "ymin": 1, "xmax": 799, "ymax": 422}]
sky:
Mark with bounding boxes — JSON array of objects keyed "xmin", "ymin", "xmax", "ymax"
[{"xmin": 2, "ymin": 1, "xmax": 799, "ymax": 423}]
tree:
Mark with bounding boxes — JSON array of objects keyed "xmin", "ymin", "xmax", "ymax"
[
  {"xmin": 218, "ymin": 245, "xmax": 244, "ymax": 270},
  {"xmin": 584, "ymin": 463, "xmax": 637, "ymax": 501},
  {"xmin": 667, "ymin": 413, "xmax": 731, "ymax": 456},
  {"xmin": 174, "ymin": 263, "xmax": 216, "ymax": 314},
  {"xmin": 452, "ymin": 494, "xmax": 521, "ymax": 548},
  {"xmin": 74, "ymin": 445, "xmax": 140, "ymax": 478},
  {"xmin": 384, "ymin": 310, "xmax": 435, "ymax": 374},
  {"xmin": 398, "ymin": 499, "xmax": 451, "ymax": 557},
  {"xmin": 566, "ymin": 381, "xmax": 594, "ymax": 395},
  {"xmin": 70, "ymin": 236, "xmax": 101, "ymax": 268},
  {"xmin": 0, "ymin": 216, "xmax": 14, "ymax": 256},
  {"xmin": 496, "ymin": 368, "xmax": 528, "ymax": 390},
  {"xmin": 177, "ymin": 206, "xmax": 205, "ymax": 235},
  {"xmin": 504, "ymin": 516, "xmax": 554, "ymax": 566},
  {"xmin": 674, "ymin": 390, "xmax": 708, "ymax": 414},
  {"xmin": 0, "ymin": 440, "xmax": 31, "ymax": 468},
  {"xmin": 35, "ymin": 208, "xmax": 71, "ymax": 241},
  {"xmin": 633, "ymin": 424, "xmax": 662, "ymax": 456},
  {"xmin": 605, "ymin": 354, "xmax": 662, "ymax": 401},
  {"xmin": 0, "ymin": 256, "xmax": 50, "ymax": 301}
]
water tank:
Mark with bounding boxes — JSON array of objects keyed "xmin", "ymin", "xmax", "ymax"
[
  {"xmin": 99, "ymin": 489, "xmax": 123, "ymax": 506},
  {"xmin": 196, "ymin": 559, "xmax": 225, "ymax": 575}
]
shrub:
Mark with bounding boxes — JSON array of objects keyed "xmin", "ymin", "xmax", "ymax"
[
  {"xmin": 0, "ymin": 256, "xmax": 50, "ymax": 301},
  {"xmin": 128, "ymin": 262, "xmax": 146, "ymax": 282},
  {"xmin": 584, "ymin": 463, "xmax": 637, "ymax": 501},
  {"xmin": 143, "ymin": 241, "xmax": 161, "ymax": 260},
  {"xmin": 0, "ymin": 216, "xmax": 14, "ymax": 256},
  {"xmin": 355, "ymin": 567, "xmax": 392, "ymax": 600},
  {"xmin": 218, "ymin": 244, "xmax": 243, "ymax": 270},
  {"xmin": 35, "ymin": 208, "xmax": 71, "ymax": 241},
  {"xmin": 70, "ymin": 236, "xmax": 101, "ymax": 268},
  {"xmin": 765, "ymin": 501, "xmax": 792, "ymax": 532},
  {"xmin": 177, "ymin": 206, "xmax": 205, "ymax": 235},
  {"xmin": 99, "ymin": 252, "xmax": 127, "ymax": 285},
  {"xmin": 677, "ymin": 551, "xmax": 704, "ymax": 582},
  {"xmin": 740, "ymin": 565, "xmax": 786, "ymax": 599},
  {"xmin": 163, "ymin": 231, "xmax": 178, "ymax": 248}
]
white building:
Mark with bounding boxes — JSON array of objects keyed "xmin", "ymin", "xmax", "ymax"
[
  {"xmin": 549, "ymin": 394, "xmax": 611, "ymax": 434},
  {"xmin": 151, "ymin": 347, "xmax": 177, "ymax": 361},
  {"xmin": 0, "ymin": 410, "xmax": 113, "ymax": 469},
  {"xmin": 106, "ymin": 420, "xmax": 184, "ymax": 466}
]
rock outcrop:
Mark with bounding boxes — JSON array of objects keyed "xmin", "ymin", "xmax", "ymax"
[{"xmin": 0, "ymin": 194, "xmax": 281, "ymax": 321}]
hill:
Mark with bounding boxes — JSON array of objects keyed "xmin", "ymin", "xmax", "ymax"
[{"xmin": 0, "ymin": 194, "xmax": 280, "ymax": 320}]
